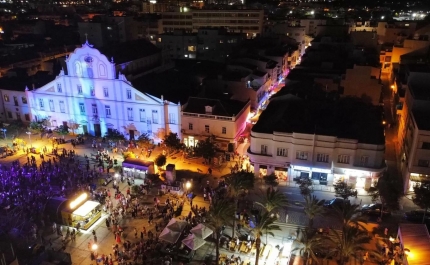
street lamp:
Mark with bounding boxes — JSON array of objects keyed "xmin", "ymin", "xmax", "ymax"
[
  {"xmin": 91, "ymin": 244, "xmax": 98, "ymax": 251},
  {"xmin": 185, "ymin": 181, "xmax": 191, "ymax": 191},
  {"xmin": 26, "ymin": 131, "xmax": 32, "ymax": 147}
]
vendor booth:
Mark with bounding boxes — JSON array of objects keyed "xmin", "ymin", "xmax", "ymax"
[
  {"xmin": 61, "ymin": 193, "xmax": 102, "ymax": 230},
  {"xmin": 122, "ymin": 158, "xmax": 155, "ymax": 179}
]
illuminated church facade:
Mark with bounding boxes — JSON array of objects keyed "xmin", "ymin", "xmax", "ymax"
[{"xmin": 26, "ymin": 41, "xmax": 181, "ymax": 141}]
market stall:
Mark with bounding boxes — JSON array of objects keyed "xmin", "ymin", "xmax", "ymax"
[
  {"xmin": 61, "ymin": 193, "xmax": 102, "ymax": 230},
  {"xmin": 122, "ymin": 158, "xmax": 154, "ymax": 179}
]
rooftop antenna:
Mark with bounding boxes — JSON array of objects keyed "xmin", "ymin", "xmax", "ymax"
[{"xmin": 85, "ymin": 33, "xmax": 88, "ymax": 42}]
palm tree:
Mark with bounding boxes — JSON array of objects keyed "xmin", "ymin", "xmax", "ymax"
[
  {"xmin": 224, "ymin": 172, "xmax": 254, "ymax": 237},
  {"xmin": 256, "ymin": 187, "xmax": 289, "ymax": 214},
  {"xmin": 330, "ymin": 225, "xmax": 372, "ymax": 265},
  {"xmin": 206, "ymin": 199, "xmax": 235, "ymax": 264},
  {"xmin": 293, "ymin": 229, "xmax": 323, "ymax": 265},
  {"xmin": 333, "ymin": 203, "xmax": 366, "ymax": 229},
  {"xmin": 302, "ymin": 195, "xmax": 325, "ymax": 230},
  {"xmin": 252, "ymin": 212, "xmax": 281, "ymax": 265}
]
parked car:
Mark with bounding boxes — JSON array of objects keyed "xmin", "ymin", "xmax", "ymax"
[
  {"xmin": 323, "ymin": 198, "xmax": 350, "ymax": 209},
  {"xmin": 404, "ymin": 210, "xmax": 430, "ymax": 223},
  {"xmin": 360, "ymin": 203, "xmax": 391, "ymax": 216}
]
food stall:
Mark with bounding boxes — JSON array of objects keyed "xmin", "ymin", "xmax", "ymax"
[
  {"xmin": 122, "ymin": 158, "xmax": 155, "ymax": 179},
  {"xmin": 61, "ymin": 193, "xmax": 102, "ymax": 230}
]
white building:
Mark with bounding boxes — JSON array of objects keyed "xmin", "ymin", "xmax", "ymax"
[
  {"xmin": 25, "ymin": 41, "xmax": 181, "ymax": 141},
  {"xmin": 247, "ymin": 94, "xmax": 386, "ymax": 189},
  {"xmin": 181, "ymin": 97, "xmax": 250, "ymax": 151}
]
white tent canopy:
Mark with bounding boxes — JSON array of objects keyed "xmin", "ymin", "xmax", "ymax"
[
  {"xmin": 190, "ymin": 223, "xmax": 213, "ymax": 239},
  {"xmin": 166, "ymin": 218, "xmax": 187, "ymax": 232},
  {"xmin": 182, "ymin": 234, "xmax": 206, "ymax": 250},
  {"xmin": 159, "ymin": 228, "xmax": 181, "ymax": 244}
]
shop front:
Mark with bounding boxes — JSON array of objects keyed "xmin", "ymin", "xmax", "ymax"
[
  {"xmin": 408, "ymin": 173, "xmax": 430, "ymax": 192},
  {"xmin": 333, "ymin": 168, "xmax": 377, "ymax": 190},
  {"xmin": 183, "ymin": 136, "xmax": 199, "ymax": 148},
  {"xmin": 60, "ymin": 193, "xmax": 102, "ymax": 230},
  {"xmin": 274, "ymin": 167, "xmax": 288, "ymax": 182},
  {"xmin": 291, "ymin": 166, "xmax": 332, "ymax": 185}
]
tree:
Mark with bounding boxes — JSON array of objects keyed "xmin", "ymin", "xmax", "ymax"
[
  {"xmin": 368, "ymin": 173, "xmax": 402, "ymax": 212},
  {"xmin": 330, "ymin": 225, "xmax": 372, "ymax": 265},
  {"xmin": 293, "ymin": 230, "xmax": 323, "ymax": 265},
  {"xmin": 224, "ymin": 172, "xmax": 255, "ymax": 237},
  {"xmin": 412, "ymin": 181, "xmax": 430, "ymax": 223},
  {"xmin": 333, "ymin": 203, "xmax": 366, "ymax": 230},
  {"xmin": 256, "ymin": 187, "xmax": 289, "ymax": 214},
  {"xmin": 155, "ymin": 154, "xmax": 167, "ymax": 170},
  {"xmin": 263, "ymin": 173, "xmax": 279, "ymax": 187},
  {"xmin": 206, "ymin": 199, "xmax": 235, "ymax": 264},
  {"xmin": 136, "ymin": 133, "xmax": 152, "ymax": 149},
  {"xmin": 54, "ymin": 125, "xmax": 69, "ymax": 138},
  {"xmin": 68, "ymin": 120, "xmax": 80, "ymax": 135},
  {"xmin": 302, "ymin": 195, "xmax": 325, "ymax": 230},
  {"xmin": 333, "ymin": 180, "xmax": 356, "ymax": 201},
  {"xmin": 296, "ymin": 177, "xmax": 314, "ymax": 197},
  {"xmin": 163, "ymin": 132, "xmax": 182, "ymax": 154},
  {"xmin": 194, "ymin": 136, "xmax": 217, "ymax": 164},
  {"xmin": 28, "ymin": 120, "xmax": 46, "ymax": 134},
  {"xmin": 104, "ymin": 129, "xmax": 126, "ymax": 141},
  {"xmin": 253, "ymin": 212, "xmax": 281, "ymax": 265}
]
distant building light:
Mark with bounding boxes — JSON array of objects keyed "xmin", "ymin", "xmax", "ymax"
[{"xmin": 184, "ymin": 54, "xmax": 188, "ymax": 57}]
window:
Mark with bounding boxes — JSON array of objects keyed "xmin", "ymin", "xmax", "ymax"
[
  {"xmin": 103, "ymin": 87, "xmax": 109, "ymax": 97},
  {"xmin": 25, "ymin": 114, "xmax": 30, "ymax": 121},
  {"xmin": 7, "ymin": 111, "xmax": 12, "ymax": 119},
  {"xmin": 90, "ymin": 87, "xmax": 95, "ymax": 96},
  {"xmin": 296, "ymin": 151, "xmax": 308, "ymax": 160},
  {"xmin": 79, "ymin": 103, "xmax": 85, "ymax": 113},
  {"xmin": 59, "ymin": 101, "xmax": 65, "ymax": 113},
  {"xmin": 338, "ymin": 155, "xmax": 350, "ymax": 164},
  {"xmin": 205, "ymin": 125, "xmax": 209, "ymax": 133},
  {"xmin": 16, "ymin": 112, "xmax": 20, "ymax": 120},
  {"xmin": 139, "ymin": 109, "xmax": 146, "ymax": 122},
  {"xmin": 418, "ymin": 160, "xmax": 429, "ymax": 167},
  {"xmin": 127, "ymin": 107, "xmax": 133, "ymax": 121},
  {"xmin": 168, "ymin": 113, "xmax": 176, "ymax": 124},
  {"xmin": 22, "ymin": 97, "xmax": 27, "ymax": 104},
  {"xmin": 317, "ymin": 153, "xmax": 329, "ymax": 163},
  {"xmin": 92, "ymin": 104, "xmax": 98, "ymax": 115},
  {"xmin": 3, "ymin": 95, "xmax": 9, "ymax": 102},
  {"xmin": 277, "ymin": 148, "xmax": 288, "ymax": 157},
  {"xmin": 57, "ymin": 83, "xmax": 62, "ymax": 93},
  {"xmin": 39, "ymin": 99, "xmax": 44, "ymax": 109},
  {"xmin": 126, "ymin": 90, "xmax": 132, "ymax": 99},
  {"xmin": 189, "ymin": 123, "xmax": 193, "ymax": 130},
  {"xmin": 222, "ymin": 127, "xmax": 226, "ymax": 134},
  {"xmin": 360, "ymin": 156, "xmax": 369, "ymax": 166},
  {"xmin": 77, "ymin": 85, "xmax": 83, "ymax": 94},
  {"xmin": 49, "ymin": 99, "xmax": 54, "ymax": 111},
  {"xmin": 188, "ymin": 46, "xmax": 196, "ymax": 51},
  {"xmin": 13, "ymin": 96, "xmax": 18, "ymax": 106},
  {"xmin": 261, "ymin": 145, "xmax": 268, "ymax": 155},
  {"xmin": 152, "ymin": 110, "xmax": 158, "ymax": 124},
  {"xmin": 105, "ymin": 105, "xmax": 111, "ymax": 117},
  {"xmin": 422, "ymin": 142, "xmax": 430, "ymax": 150}
]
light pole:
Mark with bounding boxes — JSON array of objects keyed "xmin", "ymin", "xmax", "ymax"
[
  {"xmin": 26, "ymin": 131, "xmax": 32, "ymax": 147},
  {"xmin": 185, "ymin": 181, "xmax": 191, "ymax": 193}
]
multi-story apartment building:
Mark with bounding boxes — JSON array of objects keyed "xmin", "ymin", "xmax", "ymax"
[
  {"xmin": 397, "ymin": 65, "xmax": 430, "ymax": 192},
  {"xmin": 157, "ymin": 28, "xmax": 245, "ymax": 62},
  {"xmin": 159, "ymin": 9, "xmax": 264, "ymax": 38},
  {"xmin": 181, "ymin": 97, "xmax": 250, "ymax": 151},
  {"xmin": 247, "ymin": 92, "xmax": 386, "ymax": 188},
  {"xmin": 299, "ymin": 19, "xmax": 327, "ymax": 37},
  {"xmin": 24, "ymin": 40, "xmax": 181, "ymax": 141}
]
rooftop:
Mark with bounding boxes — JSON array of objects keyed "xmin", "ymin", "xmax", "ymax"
[
  {"xmin": 408, "ymin": 79, "xmax": 430, "ymax": 101},
  {"xmin": 398, "ymin": 224, "xmax": 430, "ymax": 265},
  {"xmin": 99, "ymin": 39, "xmax": 160, "ymax": 65},
  {"xmin": 183, "ymin": 97, "xmax": 248, "ymax": 117},
  {"xmin": 0, "ymin": 71, "xmax": 55, "ymax": 92},
  {"xmin": 253, "ymin": 90, "xmax": 384, "ymax": 145},
  {"xmin": 413, "ymin": 109, "xmax": 430, "ymax": 131}
]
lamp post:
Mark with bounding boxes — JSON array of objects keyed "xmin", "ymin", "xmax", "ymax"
[
  {"xmin": 26, "ymin": 131, "xmax": 32, "ymax": 147},
  {"xmin": 185, "ymin": 181, "xmax": 191, "ymax": 192}
]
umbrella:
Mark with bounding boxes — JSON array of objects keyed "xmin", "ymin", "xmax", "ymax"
[
  {"xmin": 159, "ymin": 228, "xmax": 181, "ymax": 244},
  {"xmin": 166, "ymin": 218, "xmax": 187, "ymax": 232},
  {"xmin": 182, "ymin": 234, "xmax": 206, "ymax": 250},
  {"xmin": 190, "ymin": 223, "xmax": 213, "ymax": 239}
]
